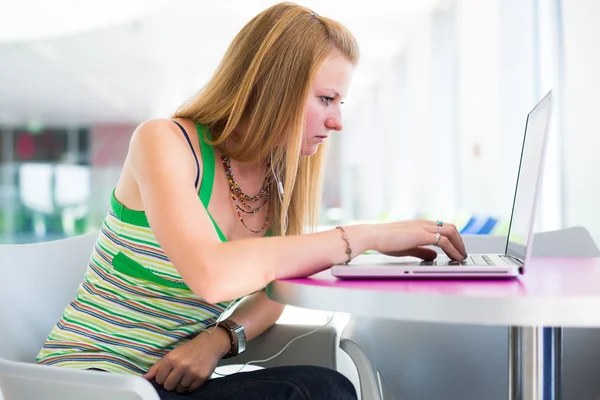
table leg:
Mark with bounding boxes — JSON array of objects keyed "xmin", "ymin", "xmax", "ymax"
[{"xmin": 508, "ymin": 327, "xmax": 563, "ymax": 400}]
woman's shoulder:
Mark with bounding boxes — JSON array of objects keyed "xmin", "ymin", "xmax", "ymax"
[
  {"xmin": 126, "ymin": 118, "xmax": 203, "ymax": 183},
  {"xmin": 130, "ymin": 118, "xmax": 195, "ymax": 146},
  {"xmin": 128, "ymin": 118, "xmax": 200, "ymax": 158},
  {"xmin": 116, "ymin": 118, "xmax": 203, "ymax": 211}
]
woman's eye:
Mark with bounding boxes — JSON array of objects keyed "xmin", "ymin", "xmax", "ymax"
[{"xmin": 320, "ymin": 96, "xmax": 334, "ymax": 106}]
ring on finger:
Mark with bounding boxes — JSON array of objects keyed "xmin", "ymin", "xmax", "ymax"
[
  {"xmin": 436, "ymin": 225, "xmax": 442, "ymax": 233},
  {"xmin": 437, "ymin": 220, "xmax": 443, "ymax": 227},
  {"xmin": 434, "ymin": 232, "xmax": 441, "ymax": 246}
]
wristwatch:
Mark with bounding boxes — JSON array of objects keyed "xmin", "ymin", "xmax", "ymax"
[{"xmin": 214, "ymin": 320, "xmax": 246, "ymax": 359}]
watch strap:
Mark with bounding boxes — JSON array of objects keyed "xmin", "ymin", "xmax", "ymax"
[{"xmin": 214, "ymin": 320, "xmax": 241, "ymax": 359}]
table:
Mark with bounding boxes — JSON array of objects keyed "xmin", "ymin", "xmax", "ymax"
[{"xmin": 267, "ymin": 257, "xmax": 600, "ymax": 400}]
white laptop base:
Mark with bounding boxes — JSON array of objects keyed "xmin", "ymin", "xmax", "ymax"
[{"xmin": 331, "ymin": 253, "xmax": 521, "ymax": 279}]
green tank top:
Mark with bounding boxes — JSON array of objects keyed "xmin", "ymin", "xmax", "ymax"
[{"xmin": 36, "ymin": 123, "xmax": 247, "ymax": 375}]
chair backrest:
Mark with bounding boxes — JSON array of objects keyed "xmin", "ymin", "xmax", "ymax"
[
  {"xmin": 341, "ymin": 227, "xmax": 600, "ymax": 400},
  {"xmin": 530, "ymin": 226, "xmax": 600, "ymax": 257},
  {"xmin": 477, "ymin": 217, "xmax": 498, "ymax": 234},
  {"xmin": 0, "ymin": 358, "xmax": 160, "ymax": 400},
  {"xmin": 0, "ymin": 232, "xmax": 98, "ymax": 362},
  {"xmin": 458, "ymin": 216, "xmax": 478, "ymax": 234}
]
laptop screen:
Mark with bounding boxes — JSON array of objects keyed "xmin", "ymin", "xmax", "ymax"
[{"xmin": 505, "ymin": 91, "xmax": 553, "ymax": 260}]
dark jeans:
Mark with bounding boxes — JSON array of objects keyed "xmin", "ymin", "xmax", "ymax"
[{"xmin": 151, "ymin": 366, "xmax": 357, "ymax": 400}]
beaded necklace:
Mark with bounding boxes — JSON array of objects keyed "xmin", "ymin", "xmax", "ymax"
[{"xmin": 221, "ymin": 155, "xmax": 271, "ymax": 234}]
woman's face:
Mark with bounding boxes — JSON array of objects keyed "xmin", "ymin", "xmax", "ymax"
[{"xmin": 302, "ymin": 54, "xmax": 354, "ymax": 156}]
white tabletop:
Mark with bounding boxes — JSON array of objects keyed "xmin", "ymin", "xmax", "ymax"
[{"xmin": 267, "ymin": 256, "xmax": 600, "ymax": 327}]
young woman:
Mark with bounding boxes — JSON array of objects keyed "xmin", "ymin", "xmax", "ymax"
[{"xmin": 37, "ymin": 2, "xmax": 467, "ymax": 399}]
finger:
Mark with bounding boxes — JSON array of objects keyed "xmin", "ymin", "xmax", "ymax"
[
  {"xmin": 427, "ymin": 224, "xmax": 467, "ymax": 258},
  {"xmin": 163, "ymin": 368, "xmax": 185, "ymax": 392},
  {"xmin": 154, "ymin": 363, "xmax": 173, "ymax": 386},
  {"xmin": 176, "ymin": 382, "xmax": 189, "ymax": 394},
  {"xmin": 444, "ymin": 223, "xmax": 467, "ymax": 256},
  {"xmin": 143, "ymin": 362, "xmax": 159, "ymax": 381},
  {"xmin": 431, "ymin": 233, "xmax": 464, "ymax": 261},
  {"xmin": 188, "ymin": 379, "xmax": 205, "ymax": 392},
  {"xmin": 178, "ymin": 374, "xmax": 196, "ymax": 393}
]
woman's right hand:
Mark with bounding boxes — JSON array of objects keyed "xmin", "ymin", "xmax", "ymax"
[{"xmin": 369, "ymin": 219, "xmax": 468, "ymax": 262}]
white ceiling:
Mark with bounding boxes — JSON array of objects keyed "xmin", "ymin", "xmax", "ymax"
[{"xmin": 0, "ymin": 0, "xmax": 440, "ymax": 126}]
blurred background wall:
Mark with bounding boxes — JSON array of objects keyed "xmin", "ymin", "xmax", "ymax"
[{"xmin": 1, "ymin": 0, "xmax": 598, "ymax": 246}]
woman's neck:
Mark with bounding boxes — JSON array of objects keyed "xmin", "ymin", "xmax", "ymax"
[
  {"xmin": 221, "ymin": 124, "xmax": 270, "ymax": 180},
  {"xmin": 227, "ymin": 157, "xmax": 269, "ymax": 180}
]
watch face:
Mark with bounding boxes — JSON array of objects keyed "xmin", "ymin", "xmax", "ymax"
[
  {"xmin": 232, "ymin": 324, "xmax": 246, "ymax": 354},
  {"xmin": 237, "ymin": 331, "xmax": 247, "ymax": 353}
]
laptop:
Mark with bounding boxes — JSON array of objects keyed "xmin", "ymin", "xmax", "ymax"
[{"xmin": 332, "ymin": 90, "xmax": 553, "ymax": 279}]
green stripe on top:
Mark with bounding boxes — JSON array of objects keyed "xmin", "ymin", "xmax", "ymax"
[
  {"xmin": 196, "ymin": 123, "xmax": 227, "ymax": 243},
  {"xmin": 209, "ymin": 213, "xmax": 227, "ymax": 242},
  {"xmin": 112, "ymin": 251, "xmax": 190, "ymax": 290},
  {"xmin": 111, "ymin": 189, "xmax": 150, "ymax": 227},
  {"xmin": 197, "ymin": 123, "xmax": 215, "ymax": 210}
]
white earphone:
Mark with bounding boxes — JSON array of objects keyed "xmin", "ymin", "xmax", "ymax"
[
  {"xmin": 212, "ymin": 311, "xmax": 335, "ymax": 377},
  {"xmin": 200, "ymin": 296, "xmax": 335, "ymax": 377}
]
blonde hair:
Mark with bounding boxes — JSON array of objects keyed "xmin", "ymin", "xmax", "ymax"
[{"xmin": 173, "ymin": 2, "xmax": 359, "ymax": 236}]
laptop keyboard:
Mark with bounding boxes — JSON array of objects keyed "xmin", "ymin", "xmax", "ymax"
[{"xmin": 420, "ymin": 255, "xmax": 497, "ymax": 266}]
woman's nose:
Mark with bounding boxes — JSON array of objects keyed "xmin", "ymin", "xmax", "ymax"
[{"xmin": 325, "ymin": 116, "xmax": 343, "ymax": 131}]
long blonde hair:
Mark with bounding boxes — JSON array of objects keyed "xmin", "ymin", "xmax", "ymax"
[{"xmin": 173, "ymin": 2, "xmax": 359, "ymax": 236}]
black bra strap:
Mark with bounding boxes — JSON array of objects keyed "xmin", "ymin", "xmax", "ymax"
[{"xmin": 171, "ymin": 120, "xmax": 200, "ymax": 188}]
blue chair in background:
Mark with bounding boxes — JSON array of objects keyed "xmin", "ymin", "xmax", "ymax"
[
  {"xmin": 459, "ymin": 216, "xmax": 480, "ymax": 234},
  {"xmin": 459, "ymin": 216, "xmax": 498, "ymax": 235},
  {"xmin": 476, "ymin": 217, "xmax": 498, "ymax": 235}
]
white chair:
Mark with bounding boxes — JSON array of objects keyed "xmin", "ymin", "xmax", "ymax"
[
  {"xmin": 0, "ymin": 233, "xmax": 336, "ymax": 400},
  {"xmin": 340, "ymin": 227, "xmax": 600, "ymax": 400}
]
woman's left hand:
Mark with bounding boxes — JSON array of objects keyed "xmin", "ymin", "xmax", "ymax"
[{"xmin": 143, "ymin": 327, "xmax": 230, "ymax": 393}]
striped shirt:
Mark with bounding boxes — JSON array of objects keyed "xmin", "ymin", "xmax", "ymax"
[{"xmin": 36, "ymin": 123, "xmax": 238, "ymax": 375}]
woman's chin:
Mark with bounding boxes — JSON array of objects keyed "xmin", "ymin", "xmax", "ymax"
[{"xmin": 301, "ymin": 144, "xmax": 320, "ymax": 157}]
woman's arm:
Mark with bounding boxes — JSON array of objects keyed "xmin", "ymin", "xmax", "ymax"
[
  {"xmin": 143, "ymin": 290, "xmax": 285, "ymax": 392},
  {"xmin": 128, "ymin": 119, "xmax": 466, "ymax": 304},
  {"xmin": 224, "ymin": 290, "xmax": 285, "ymax": 344}
]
